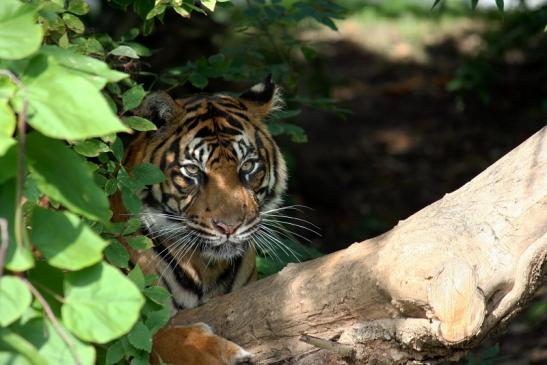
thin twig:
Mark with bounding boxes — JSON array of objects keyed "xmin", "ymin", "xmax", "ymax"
[
  {"xmin": 299, "ymin": 334, "xmax": 355, "ymax": 358},
  {"xmin": 0, "ymin": 218, "xmax": 8, "ymax": 277},
  {"xmin": 33, "ymin": 280, "xmax": 67, "ymax": 304},
  {"xmin": 20, "ymin": 277, "xmax": 82, "ymax": 365},
  {"xmin": 14, "ymin": 99, "xmax": 27, "ymax": 247}
]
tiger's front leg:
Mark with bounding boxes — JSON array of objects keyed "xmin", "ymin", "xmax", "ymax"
[{"xmin": 151, "ymin": 323, "xmax": 253, "ymax": 365}]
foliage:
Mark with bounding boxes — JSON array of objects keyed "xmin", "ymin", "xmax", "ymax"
[
  {"xmin": 447, "ymin": 3, "xmax": 547, "ymax": 105},
  {"xmin": 0, "ymin": 0, "xmax": 346, "ymax": 363}
]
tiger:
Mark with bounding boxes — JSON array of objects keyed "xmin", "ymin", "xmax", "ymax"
[{"xmin": 111, "ymin": 75, "xmax": 287, "ymax": 364}]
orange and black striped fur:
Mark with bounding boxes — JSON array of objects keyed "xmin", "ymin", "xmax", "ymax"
[{"xmin": 115, "ymin": 76, "xmax": 287, "ymax": 364}]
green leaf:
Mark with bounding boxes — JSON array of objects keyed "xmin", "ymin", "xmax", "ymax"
[
  {"xmin": 104, "ymin": 178, "xmax": 118, "ymax": 196},
  {"xmin": 0, "ymin": 143, "xmax": 17, "ymax": 183},
  {"xmin": 58, "ymin": 33, "xmax": 69, "ymax": 49},
  {"xmin": 69, "ymin": 36, "xmax": 104, "ymax": 55},
  {"xmin": 146, "ymin": 4, "xmax": 167, "ymax": 19},
  {"xmin": 123, "ymin": 116, "xmax": 157, "ymax": 131},
  {"xmin": 0, "ymin": 179, "xmax": 34, "ymax": 271},
  {"xmin": 67, "ymin": 0, "xmax": 90, "ymax": 15},
  {"xmin": 208, "ymin": 53, "xmax": 225, "ymax": 64},
  {"xmin": 0, "ymin": 350, "xmax": 32, "ymax": 365},
  {"xmin": 0, "ymin": 276, "xmax": 32, "ymax": 327},
  {"xmin": 119, "ymin": 337, "xmax": 140, "ymax": 358},
  {"xmin": 26, "ymin": 132, "xmax": 111, "ymax": 222},
  {"xmin": 268, "ymin": 109, "xmax": 301, "ymax": 121},
  {"xmin": 122, "ymin": 84, "xmax": 146, "ymax": 112},
  {"xmin": 127, "ymin": 265, "xmax": 145, "ymax": 290},
  {"xmin": 127, "ymin": 321, "xmax": 152, "ymax": 352},
  {"xmin": 111, "ymin": 136, "xmax": 124, "ymax": 161},
  {"xmin": 26, "ymin": 262, "xmax": 64, "ymax": 316},
  {"xmin": 31, "ymin": 207, "xmax": 108, "ymax": 270},
  {"xmin": 120, "ymin": 186, "xmax": 142, "ymax": 214},
  {"xmin": 143, "ymin": 286, "xmax": 170, "ymax": 305},
  {"xmin": 130, "ymin": 354, "xmax": 150, "ymax": 365},
  {"xmin": 301, "ymin": 46, "xmax": 317, "ymax": 62},
  {"xmin": 40, "ymin": 46, "xmax": 127, "ymax": 86},
  {"xmin": 104, "ymin": 239, "xmax": 130, "ymax": 269},
  {"xmin": 0, "ymin": 99, "xmax": 16, "ymax": 138},
  {"xmin": 495, "ymin": 0, "xmax": 504, "ymax": 12},
  {"xmin": 123, "ymin": 217, "xmax": 142, "ymax": 235},
  {"xmin": 117, "ymin": 166, "xmax": 141, "ymax": 191},
  {"xmin": 105, "ymin": 340, "xmax": 125, "ymax": 364},
  {"xmin": 126, "ymin": 235, "xmax": 153, "ymax": 250},
  {"xmin": 471, "ymin": 0, "xmax": 479, "ymax": 10},
  {"xmin": 144, "ymin": 307, "xmax": 170, "ymax": 334},
  {"xmin": 0, "ymin": 0, "xmax": 43, "ymax": 60},
  {"xmin": 131, "ymin": 163, "xmax": 165, "ymax": 185},
  {"xmin": 0, "ymin": 72, "xmax": 16, "ymax": 94},
  {"xmin": 62, "ymin": 13, "xmax": 85, "ymax": 34},
  {"xmin": 15, "ymin": 56, "xmax": 128, "ymax": 140},
  {"xmin": 173, "ymin": 6, "xmax": 190, "ymax": 17},
  {"xmin": 17, "ymin": 319, "xmax": 95, "ymax": 365},
  {"xmin": 123, "ymin": 42, "xmax": 152, "ymax": 57},
  {"xmin": 109, "ymin": 45, "xmax": 140, "ymax": 59},
  {"xmin": 144, "ymin": 274, "xmax": 159, "ymax": 286},
  {"xmin": 201, "ymin": 0, "xmax": 217, "ymax": 12},
  {"xmin": 188, "ymin": 71, "xmax": 208, "ymax": 89},
  {"xmin": 74, "ymin": 139, "xmax": 110, "ymax": 157},
  {"xmin": 0, "ymin": 135, "xmax": 15, "ymax": 157},
  {"xmin": 62, "ymin": 262, "xmax": 145, "ymax": 343},
  {"xmin": 432, "ymin": 0, "xmax": 442, "ymax": 9},
  {"xmin": 0, "ymin": 328, "xmax": 47, "ymax": 365},
  {"xmin": 133, "ymin": 0, "xmax": 154, "ymax": 18},
  {"xmin": 23, "ymin": 176, "xmax": 40, "ymax": 202},
  {"xmin": 268, "ymin": 122, "xmax": 308, "ymax": 143}
]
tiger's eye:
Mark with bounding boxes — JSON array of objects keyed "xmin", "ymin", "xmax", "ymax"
[
  {"xmin": 183, "ymin": 164, "xmax": 200, "ymax": 175},
  {"xmin": 241, "ymin": 161, "xmax": 255, "ymax": 173}
]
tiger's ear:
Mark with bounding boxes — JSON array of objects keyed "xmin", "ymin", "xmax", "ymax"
[
  {"xmin": 133, "ymin": 91, "xmax": 183, "ymax": 127},
  {"xmin": 239, "ymin": 74, "xmax": 283, "ymax": 119}
]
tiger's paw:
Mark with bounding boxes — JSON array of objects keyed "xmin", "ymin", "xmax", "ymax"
[{"xmin": 151, "ymin": 323, "xmax": 254, "ymax": 365}]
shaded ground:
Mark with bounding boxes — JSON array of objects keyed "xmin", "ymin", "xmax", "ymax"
[{"xmin": 285, "ymin": 17, "xmax": 545, "ymax": 252}]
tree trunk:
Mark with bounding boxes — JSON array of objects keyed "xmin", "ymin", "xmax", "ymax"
[{"xmin": 170, "ymin": 127, "xmax": 547, "ymax": 364}]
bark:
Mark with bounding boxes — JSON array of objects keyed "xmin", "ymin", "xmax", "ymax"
[{"xmin": 170, "ymin": 127, "xmax": 547, "ymax": 364}]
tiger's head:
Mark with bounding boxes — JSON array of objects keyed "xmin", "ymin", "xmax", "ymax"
[{"xmin": 126, "ymin": 76, "xmax": 287, "ymax": 261}]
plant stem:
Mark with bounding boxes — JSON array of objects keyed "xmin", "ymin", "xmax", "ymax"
[
  {"xmin": 20, "ymin": 277, "xmax": 82, "ymax": 365},
  {"xmin": 0, "ymin": 70, "xmax": 28, "ymax": 250}
]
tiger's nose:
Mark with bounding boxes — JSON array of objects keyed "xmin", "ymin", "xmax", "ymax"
[{"xmin": 212, "ymin": 219, "xmax": 242, "ymax": 236}]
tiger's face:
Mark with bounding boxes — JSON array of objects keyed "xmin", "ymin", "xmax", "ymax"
[{"xmin": 127, "ymin": 77, "xmax": 287, "ymax": 261}]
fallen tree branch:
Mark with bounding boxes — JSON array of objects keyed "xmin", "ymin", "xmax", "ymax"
[
  {"xmin": 171, "ymin": 127, "xmax": 547, "ymax": 364},
  {"xmin": 299, "ymin": 334, "xmax": 355, "ymax": 359}
]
